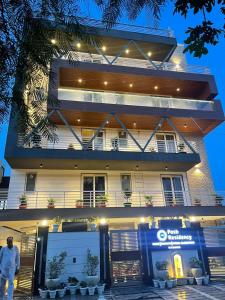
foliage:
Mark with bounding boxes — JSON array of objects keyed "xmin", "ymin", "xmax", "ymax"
[
  {"xmin": 68, "ymin": 276, "xmax": 79, "ymax": 285},
  {"xmin": 155, "ymin": 261, "xmax": 168, "ymax": 271},
  {"xmin": 145, "ymin": 195, "xmax": 153, "ymax": 205},
  {"xmin": 189, "ymin": 257, "xmax": 202, "ymax": 268},
  {"xmin": 80, "ymin": 281, "xmax": 87, "ymax": 288},
  {"xmin": 95, "ymin": 194, "xmax": 108, "ymax": 203},
  {"xmin": 52, "ymin": 216, "xmax": 62, "ymax": 225},
  {"xmin": 0, "ymin": 0, "xmax": 97, "ymax": 139},
  {"xmin": 47, "ymin": 251, "xmax": 67, "ymax": 279},
  {"xmin": 84, "ymin": 248, "xmax": 99, "ymax": 276},
  {"xmin": 19, "ymin": 194, "xmax": 27, "ymax": 204},
  {"xmin": 48, "ymin": 198, "xmax": 55, "ymax": 205},
  {"xmin": 96, "ymin": 0, "xmax": 225, "ymax": 57}
]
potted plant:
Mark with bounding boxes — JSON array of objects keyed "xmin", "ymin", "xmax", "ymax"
[
  {"xmin": 123, "ymin": 189, "xmax": 132, "ymax": 207},
  {"xmin": 95, "ymin": 194, "xmax": 108, "ymax": 208},
  {"xmin": 87, "ymin": 281, "xmax": 96, "ymax": 296},
  {"xmin": 46, "ymin": 251, "xmax": 67, "ymax": 290},
  {"xmin": 76, "ymin": 200, "xmax": 83, "ymax": 208},
  {"xmin": 38, "ymin": 287, "xmax": 48, "ymax": 299},
  {"xmin": 187, "ymin": 272, "xmax": 194, "ymax": 284},
  {"xmin": 49, "ymin": 287, "xmax": 57, "ymax": 299},
  {"xmin": 84, "ymin": 248, "xmax": 99, "ymax": 284},
  {"xmin": 189, "ymin": 257, "xmax": 203, "ymax": 277},
  {"xmin": 145, "ymin": 195, "xmax": 153, "ymax": 207},
  {"xmin": 178, "ymin": 141, "xmax": 185, "ymax": 153},
  {"xmin": 79, "ymin": 281, "xmax": 87, "ymax": 295},
  {"xmin": 194, "ymin": 199, "xmax": 201, "ymax": 206},
  {"xmin": 57, "ymin": 287, "xmax": 66, "ymax": 298},
  {"xmin": 203, "ymin": 274, "xmax": 210, "ymax": 285},
  {"xmin": 155, "ymin": 261, "xmax": 169, "ymax": 280},
  {"xmin": 68, "ymin": 276, "xmax": 79, "ymax": 295},
  {"xmin": 97, "ymin": 281, "xmax": 105, "ymax": 295},
  {"xmin": 152, "ymin": 278, "xmax": 159, "ymax": 288},
  {"xmin": 195, "ymin": 277, "xmax": 203, "ymax": 285},
  {"xmin": 166, "ymin": 277, "xmax": 174, "ymax": 289},
  {"xmin": 215, "ymin": 194, "xmax": 224, "ymax": 207},
  {"xmin": 158, "ymin": 277, "xmax": 166, "ymax": 289},
  {"xmin": 68, "ymin": 143, "xmax": 75, "ymax": 150},
  {"xmin": 19, "ymin": 194, "xmax": 28, "ymax": 209},
  {"xmin": 52, "ymin": 217, "xmax": 61, "ymax": 232},
  {"xmin": 47, "ymin": 198, "xmax": 55, "ymax": 208}
]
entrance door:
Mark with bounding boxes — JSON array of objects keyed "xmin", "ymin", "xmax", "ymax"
[
  {"xmin": 83, "ymin": 175, "xmax": 105, "ymax": 207},
  {"xmin": 156, "ymin": 134, "xmax": 177, "ymax": 153},
  {"xmin": 174, "ymin": 254, "xmax": 184, "ymax": 278},
  {"xmin": 162, "ymin": 176, "xmax": 185, "ymax": 206}
]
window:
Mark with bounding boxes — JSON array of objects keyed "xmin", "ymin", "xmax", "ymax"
[
  {"xmin": 25, "ymin": 173, "xmax": 36, "ymax": 191},
  {"xmin": 156, "ymin": 133, "xmax": 176, "ymax": 153},
  {"xmin": 118, "ymin": 131, "xmax": 128, "ymax": 148},
  {"xmin": 162, "ymin": 176, "xmax": 185, "ymax": 206},
  {"xmin": 121, "ymin": 174, "xmax": 132, "ymax": 192},
  {"xmin": 82, "ymin": 129, "xmax": 104, "ymax": 150},
  {"xmin": 83, "ymin": 175, "xmax": 106, "ymax": 207}
]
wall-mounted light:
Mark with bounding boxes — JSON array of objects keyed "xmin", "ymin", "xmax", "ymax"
[
  {"xmin": 184, "ymin": 123, "xmax": 187, "ymax": 128},
  {"xmin": 102, "ymin": 46, "xmax": 107, "ymax": 52},
  {"xmin": 154, "ymin": 86, "xmax": 158, "ymax": 90},
  {"xmin": 136, "ymin": 165, "xmax": 139, "ymax": 170},
  {"xmin": 105, "ymin": 164, "xmax": 109, "ymax": 169},
  {"xmin": 165, "ymin": 166, "xmax": 168, "ymax": 171},
  {"xmin": 104, "ymin": 81, "xmax": 108, "ymax": 86},
  {"xmin": 40, "ymin": 220, "xmax": 48, "ymax": 226},
  {"xmin": 133, "ymin": 122, "xmax": 136, "ymax": 127},
  {"xmin": 74, "ymin": 164, "xmax": 78, "ymax": 169},
  {"xmin": 147, "ymin": 52, "xmax": 152, "ymax": 57},
  {"xmin": 40, "ymin": 163, "xmax": 43, "ymax": 168},
  {"xmin": 100, "ymin": 218, "xmax": 107, "ymax": 225},
  {"xmin": 140, "ymin": 217, "xmax": 145, "ymax": 223}
]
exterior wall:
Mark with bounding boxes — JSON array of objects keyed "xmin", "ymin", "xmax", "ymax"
[{"xmin": 46, "ymin": 232, "xmax": 100, "ymax": 282}]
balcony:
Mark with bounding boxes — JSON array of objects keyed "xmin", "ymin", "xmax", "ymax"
[
  {"xmin": 3, "ymin": 189, "xmax": 225, "ymax": 210},
  {"xmin": 58, "ymin": 89, "xmax": 214, "ymax": 111}
]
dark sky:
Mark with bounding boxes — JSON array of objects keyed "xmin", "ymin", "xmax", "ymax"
[{"xmin": 0, "ymin": 1, "xmax": 224, "ymax": 189}]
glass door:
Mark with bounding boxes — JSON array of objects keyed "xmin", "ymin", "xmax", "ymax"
[
  {"xmin": 162, "ymin": 176, "xmax": 185, "ymax": 206},
  {"xmin": 83, "ymin": 175, "xmax": 105, "ymax": 207},
  {"xmin": 156, "ymin": 134, "xmax": 176, "ymax": 153},
  {"xmin": 82, "ymin": 129, "xmax": 104, "ymax": 150}
]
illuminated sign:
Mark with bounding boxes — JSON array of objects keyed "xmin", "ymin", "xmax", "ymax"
[{"xmin": 150, "ymin": 229, "xmax": 196, "ymax": 250}]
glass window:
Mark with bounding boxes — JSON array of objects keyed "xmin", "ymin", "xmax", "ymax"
[
  {"xmin": 121, "ymin": 175, "xmax": 131, "ymax": 192},
  {"xmin": 25, "ymin": 173, "xmax": 36, "ymax": 191}
]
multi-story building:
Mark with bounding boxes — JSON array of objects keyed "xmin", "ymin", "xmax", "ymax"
[{"xmin": 1, "ymin": 18, "xmax": 225, "ymax": 296}]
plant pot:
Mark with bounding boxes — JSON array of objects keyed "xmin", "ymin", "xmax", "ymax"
[
  {"xmin": 46, "ymin": 278, "xmax": 60, "ymax": 290},
  {"xmin": 195, "ymin": 277, "xmax": 203, "ymax": 285},
  {"xmin": 76, "ymin": 204, "xmax": 83, "ymax": 208},
  {"xmin": 19, "ymin": 204, "xmax": 27, "ymax": 209},
  {"xmin": 157, "ymin": 270, "xmax": 169, "ymax": 280},
  {"xmin": 159, "ymin": 281, "xmax": 166, "ymax": 289},
  {"xmin": 203, "ymin": 275, "xmax": 209, "ymax": 285},
  {"xmin": 88, "ymin": 286, "xmax": 96, "ymax": 295},
  {"xmin": 49, "ymin": 290, "xmax": 57, "ymax": 299},
  {"xmin": 166, "ymin": 280, "xmax": 173, "ymax": 289},
  {"xmin": 69, "ymin": 285, "xmax": 78, "ymax": 295},
  {"xmin": 52, "ymin": 224, "xmax": 59, "ymax": 232},
  {"xmin": 152, "ymin": 279, "xmax": 159, "ymax": 288},
  {"xmin": 124, "ymin": 202, "xmax": 131, "ymax": 207},
  {"xmin": 38, "ymin": 289, "xmax": 48, "ymax": 299},
  {"xmin": 146, "ymin": 203, "xmax": 153, "ymax": 207},
  {"xmin": 97, "ymin": 284, "xmax": 105, "ymax": 295},
  {"xmin": 48, "ymin": 204, "xmax": 55, "ymax": 209},
  {"xmin": 191, "ymin": 268, "xmax": 202, "ymax": 277},
  {"xmin": 172, "ymin": 279, "xmax": 177, "ymax": 287},
  {"xmin": 57, "ymin": 289, "xmax": 65, "ymax": 298},
  {"xmin": 187, "ymin": 277, "xmax": 194, "ymax": 285},
  {"xmin": 80, "ymin": 287, "xmax": 87, "ymax": 296}
]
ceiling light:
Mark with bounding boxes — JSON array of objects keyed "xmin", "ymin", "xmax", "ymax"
[
  {"xmin": 129, "ymin": 83, "xmax": 133, "ymax": 88},
  {"xmin": 76, "ymin": 42, "xmax": 81, "ymax": 48},
  {"xmin": 176, "ymin": 88, "xmax": 181, "ymax": 92},
  {"xmin": 41, "ymin": 220, "xmax": 48, "ymax": 226},
  {"xmin": 77, "ymin": 118, "xmax": 81, "ymax": 123},
  {"xmin": 78, "ymin": 78, "xmax": 83, "ymax": 83},
  {"xmin": 165, "ymin": 166, "xmax": 168, "ymax": 171},
  {"xmin": 140, "ymin": 217, "xmax": 145, "ymax": 223},
  {"xmin": 104, "ymin": 81, "xmax": 108, "ymax": 86},
  {"xmin": 154, "ymin": 86, "xmax": 158, "ymax": 90},
  {"xmin": 40, "ymin": 163, "xmax": 43, "ymax": 168},
  {"xmin": 147, "ymin": 52, "xmax": 152, "ymax": 57},
  {"xmin": 100, "ymin": 218, "xmax": 107, "ymax": 225},
  {"xmin": 105, "ymin": 164, "xmax": 109, "ymax": 169},
  {"xmin": 133, "ymin": 122, "xmax": 136, "ymax": 127},
  {"xmin": 184, "ymin": 123, "xmax": 187, "ymax": 128},
  {"xmin": 51, "ymin": 39, "xmax": 56, "ymax": 45},
  {"xmin": 136, "ymin": 165, "xmax": 139, "ymax": 170},
  {"xmin": 74, "ymin": 164, "xmax": 78, "ymax": 169},
  {"xmin": 106, "ymin": 120, "xmax": 109, "ymax": 124},
  {"xmin": 125, "ymin": 49, "xmax": 130, "ymax": 54},
  {"xmin": 102, "ymin": 46, "xmax": 106, "ymax": 52}
]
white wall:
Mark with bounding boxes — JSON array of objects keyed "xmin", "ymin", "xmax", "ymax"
[{"xmin": 46, "ymin": 232, "xmax": 100, "ymax": 283}]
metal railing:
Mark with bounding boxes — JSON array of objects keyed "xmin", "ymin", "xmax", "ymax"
[
  {"xmin": 0, "ymin": 190, "xmax": 8, "ymax": 209},
  {"xmin": 204, "ymin": 227, "xmax": 225, "ymax": 248},
  {"xmin": 18, "ymin": 135, "xmax": 197, "ymax": 154},
  {"xmin": 77, "ymin": 16, "xmax": 174, "ymax": 37},
  {"xmin": 61, "ymin": 52, "xmax": 211, "ymax": 74},
  {"xmin": 2, "ymin": 190, "xmax": 225, "ymax": 209},
  {"xmin": 58, "ymin": 88, "xmax": 214, "ymax": 111}
]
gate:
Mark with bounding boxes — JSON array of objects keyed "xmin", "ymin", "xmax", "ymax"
[{"xmin": 110, "ymin": 230, "xmax": 142, "ymax": 284}]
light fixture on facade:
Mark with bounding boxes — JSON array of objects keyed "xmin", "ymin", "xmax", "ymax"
[
  {"xmin": 190, "ymin": 216, "xmax": 196, "ymax": 222},
  {"xmin": 51, "ymin": 39, "xmax": 56, "ymax": 45},
  {"xmin": 104, "ymin": 81, "xmax": 108, "ymax": 86},
  {"xmin": 102, "ymin": 46, "xmax": 107, "ymax": 52},
  {"xmin": 78, "ymin": 78, "xmax": 83, "ymax": 83},
  {"xmin": 76, "ymin": 42, "xmax": 81, "ymax": 48},
  {"xmin": 147, "ymin": 52, "xmax": 152, "ymax": 57},
  {"xmin": 37, "ymin": 237, "xmax": 41, "ymax": 242},
  {"xmin": 40, "ymin": 163, "xmax": 43, "ymax": 168},
  {"xmin": 165, "ymin": 166, "xmax": 168, "ymax": 171},
  {"xmin": 125, "ymin": 49, "xmax": 130, "ymax": 54},
  {"xmin": 154, "ymin": 86, "xmax": 158, "ymax": 90},
  {"xmin": 105, "ymin": 164, "xmax": 109, "ymax": 169},
  {"xmin": 133, "ymin": 122, "xmax": 136, "ymax": 127},
  {"xmin": 41, "ymin": 219, "xmax": 48, "ymax": 226},
  {"xmin": 100, "ymin": 218, "xmax": 107, "ymax": 225},
  {"xmin": 136, "ymin": 165, "xmax": 139, "ymax": 170},
  {"xmin": 74, "ymin": 164, "xmax": 78, "ymax": 169},
  {"xmin": 106, "ymin": 120, "xmax": 109, "ymax": 124},
  {"xmin": 176, "ymin": 88, "xmax": 181, "ymax": 92},
  {"xmin": 77, "ymin": 118, "xmax": 81, "ymax": 123},
  {"xmin": 129, "ymin": 83, "xmax": 133, "ymax": 88},
  {"xmin": 140, "ymin": 217, "xmax": 145, "ymax": 223},
  {"xmin": 184, "ymin": 123, "xmax": 187, "ymax": 128}
]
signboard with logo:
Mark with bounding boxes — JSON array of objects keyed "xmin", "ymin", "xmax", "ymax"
[{"xmin": 149, "ymin": 228, "xmax": 197, "ymax": 250}]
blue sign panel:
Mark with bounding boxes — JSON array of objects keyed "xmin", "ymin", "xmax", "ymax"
[{"xmin": 149, "ymin": 228, "xmax": 197, "ymax": 250}]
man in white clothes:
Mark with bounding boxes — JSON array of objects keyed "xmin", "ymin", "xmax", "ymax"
[{"xmin": 0, "ymin": 237, "xmax": 20, "ymax": 300}]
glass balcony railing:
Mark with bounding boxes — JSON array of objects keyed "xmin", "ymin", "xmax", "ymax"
[{"xmin": 58, "ymin": 89, "xmax": 214, "ymax": 111}]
